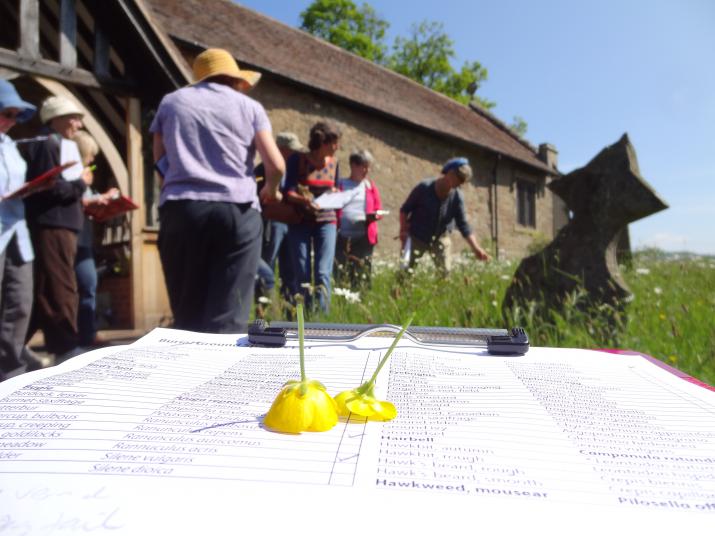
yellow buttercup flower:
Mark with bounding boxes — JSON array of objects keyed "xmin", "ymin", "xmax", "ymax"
[
  {"xmin": 334, "ymin": 314, "xmax": 414, "ymax": 421},
  {"xmin": 263, "ymin": 303, "xmax": 338, "ymax": 434},
  {"xmin": 264, "ymin": 379, "xmax": 338, "ymax": 433},
  {"xmin": 334, "ymin": 387, "xmax": 397, "ymax": 420}
]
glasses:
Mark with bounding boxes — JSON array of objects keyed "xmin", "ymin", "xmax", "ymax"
[{"xmin": 1, "ymin": 110, "xmax": 21, "ymax": 120}]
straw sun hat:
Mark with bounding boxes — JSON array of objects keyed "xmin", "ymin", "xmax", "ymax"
[
  {"xmin": 39, "ymin": 95, "xmax": 84, "ymax": 124},
  {"xmin": 192, "ymin": 48, "xmax": 262, "ymax": 88}
]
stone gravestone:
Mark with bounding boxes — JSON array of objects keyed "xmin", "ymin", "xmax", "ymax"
[{"xmin": 502, "ymin": 134, "xmax": 667, "ymax": 329}]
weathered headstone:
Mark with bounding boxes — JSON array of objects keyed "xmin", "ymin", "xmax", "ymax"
[{"xmin": 503, "ymin": 134, "xmax": 667, "ymax": 325}]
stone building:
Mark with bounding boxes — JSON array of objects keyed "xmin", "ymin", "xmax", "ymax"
[
  {"xmin": 2, "ymin": 0, "xmax": 565, "ymax": 333},
  {"xmin": 146, "ymin": 0, "xmax": 566, "ymax": 260}
]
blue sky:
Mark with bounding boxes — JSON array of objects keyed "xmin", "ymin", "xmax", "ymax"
[{"xmin": 236, "ymin": 0, "xmax": 715, "ymax": 254}]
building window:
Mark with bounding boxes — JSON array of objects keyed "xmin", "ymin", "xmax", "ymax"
[{"xmin": 516, "ymin": 180, "xmax": 536, "ymax": 228}]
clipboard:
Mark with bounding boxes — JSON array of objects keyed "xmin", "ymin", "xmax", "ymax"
[
  {"xmin": 2, "ymin": 161, "xmax": 77, "ymax": 201},
  {"xmin": 83, "ymin": 194, "xmax": 139, "ymax": 222},
  {"xmin": 249, "ymin": 320, "xmax": 529, "ymax": 355}
]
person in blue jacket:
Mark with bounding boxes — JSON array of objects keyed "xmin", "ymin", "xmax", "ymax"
[{"xmin": 0, "ymin": 80, "xmax": 37, "ymax": 381}]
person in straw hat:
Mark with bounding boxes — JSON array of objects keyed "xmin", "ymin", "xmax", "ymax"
[
  {"xmin": 20, "ymin": 94, "xmax": 92, "ymax": 363},
  {"xmin": 150, "ymin": 48, "xmax": 284, "ymax": 333}
]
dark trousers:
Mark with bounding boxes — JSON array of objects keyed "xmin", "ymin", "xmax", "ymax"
[
  {"xmin": 262, "ymin": 220, "xmax": 295, "ymax": 301},
  {"xmin": 158, "ymin": 200, "xmax": 262, "ymax": 333},
  {"xmin": 334, "ymin": 234, "xmax": 374, "ymax": 288},
  {"xmin": 75, "ymin": 247, "xmax": 97, "ymax": 346},
  {"xmin": 0, "ymin": 236, "xmax": 33, "ymax": 379},
  {"xmin": 26, "ymin": 227, "xmax": 79, "ymax": 355}
]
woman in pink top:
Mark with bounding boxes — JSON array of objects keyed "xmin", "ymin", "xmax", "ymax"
[{"xmin": 334, "ymin": 150, "xmax": 383, "ymax": 288}]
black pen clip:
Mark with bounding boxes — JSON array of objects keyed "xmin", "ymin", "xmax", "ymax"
[
  {"xmin": 486, "ymin": 327, "xmax": 529, "ymax": 356},
  {"xmin": 248, "ymin": 319, "xmax": 287, "ymax": 347}
]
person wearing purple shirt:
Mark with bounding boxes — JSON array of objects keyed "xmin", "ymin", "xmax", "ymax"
[{"xmin": 151, "ymin": 48, "xmax": 284, "ymax": 333}]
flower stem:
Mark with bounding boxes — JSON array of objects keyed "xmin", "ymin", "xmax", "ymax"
[
  {"xmin": 363, "ymin": 313, "xmax": 414, "ymax": 390},
  {"xmin": 297, "ymin": 303, "xmax": 306, "ymax": 382}
]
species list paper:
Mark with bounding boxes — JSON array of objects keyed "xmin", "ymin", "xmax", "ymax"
[{"xmin": 0, "ymin": 328, "xmax": 713, "ymax": 533}]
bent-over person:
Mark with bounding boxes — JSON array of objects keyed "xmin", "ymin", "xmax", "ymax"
[{"xmin": 399, "ymin": 157, "xmax": 490, "ymax": 274}]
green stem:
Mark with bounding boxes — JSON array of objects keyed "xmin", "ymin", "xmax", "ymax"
[
  {"xmin": 297, "ymin": 303, "xmax": 306, "ymax": 382},
  {"xmin": 363, "ymin": 313, "xmax": 414, "ymax": 391}
]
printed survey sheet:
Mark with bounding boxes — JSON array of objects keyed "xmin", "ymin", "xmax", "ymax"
[{"xmin": 0, "ymin": 328, "xmax": 713, "ymax": 533}]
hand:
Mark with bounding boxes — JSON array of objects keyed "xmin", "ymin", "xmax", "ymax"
[
  {"xmin": 366, "ymin": 212, "xmax": 378, "ymax": 223},
  {"xmin": 475, "ymin": 247, "xmax": 491, "ymax": 262},
  {"xmin": 104, "ymin": 187, "xmax": 120, "ymax": 200},
  {"xmin": 81, "ymin": 167, "xmax": 94, "ymax": 186},
  {"xmin": 260, "ymin": 187, "xmax": 282, "ymax": 205}
]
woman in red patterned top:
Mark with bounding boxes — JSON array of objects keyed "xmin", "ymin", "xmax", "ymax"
[{"xmin": 284, "ymin": 121, "xmax": 341, "ymax": 313}]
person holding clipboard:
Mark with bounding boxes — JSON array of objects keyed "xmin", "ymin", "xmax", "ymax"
[
  {"xmin": 334, "ymin": 149, "xmax": 384, "ymax": 288},
  {"xmin": 284, "ymin": 121, "xmax": 341, "ymax": 313},
  {"xmin": 0, "ymin": 80, "xmax": 38, "ymax": 381},
  {"xmin": 20, "ymin": 95, "xmax": 92, "ymax": 362}
]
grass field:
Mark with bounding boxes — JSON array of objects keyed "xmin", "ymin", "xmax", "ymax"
[{"xmin": 262, "ymin": 249, "xmax": 715, "ymax": 386}]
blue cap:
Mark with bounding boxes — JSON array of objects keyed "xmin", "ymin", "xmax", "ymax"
[
  {"xmin": 441, "ymin": 157, "xmax": 469, "ymax": 174},
  {"xmin": 0, "ymin": 79, "xmax": 37, "ymax": 123}
]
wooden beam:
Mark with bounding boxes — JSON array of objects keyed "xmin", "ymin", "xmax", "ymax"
[
  {"xmin": 19, "ymin": 0, "xmax": 40, "ymax": 59},
  {"xmin": 94, "ymin": 26, "xmax": 110, "ymax": 78},
  {"xmin": 127, "ymin": 97, "xmax": 145, "ymax": 331},
  {"xmin": 0, "ymin": 47, "xmax": 136, "ymax": 94},
  {"xmin": 59, "ymin": 0, "xmax": 77, "ymax": 68}
]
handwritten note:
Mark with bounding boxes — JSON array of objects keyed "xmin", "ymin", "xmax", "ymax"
[{"xmin": 0, "ymin": 328, "xmax": 713, "ymax": 533}]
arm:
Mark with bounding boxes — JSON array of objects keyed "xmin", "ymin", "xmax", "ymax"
[
  {"xmin": 82, "ymin": 187, "xmax": 120, "ymax": 207},
  {"xmin": 152, "ymin": 132, "xmax": 166, "ymax": 187},
  {"xmin": 453, "ymin": 191, "xmax": 472, "ymax": 238},
  {"xmin": 255, "ymin": 130, "xmax": 284, "ymax": 204},
  {"xmin": 464, "ymin": 233, "xmax": 491, "ymax": 261},
  {"xmin": 152, "ymin": 132, "xmax": 165, "ymax": 162},
  {"xmin": 367, "ymin": 180, "xmax": 383, "ymax": 222},
  {"xmin": 399, "ymin": 183, "xmax": 421, "ymax": 246}
]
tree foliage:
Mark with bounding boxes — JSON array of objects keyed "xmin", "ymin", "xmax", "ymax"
[
  {"xmin": 300, "ymin": 0, "xmax": 389, "ymax": 63},
  {"xmin": 299, "ymin": 1, "xmax": 508, "ymax": 114},
  {"xmin": 509, "ymin": 116, "xmax": 529, "ymax": 137},
  {"xmin": 389, "ymin": 21, "xmax": 494, "ymax": 109}
]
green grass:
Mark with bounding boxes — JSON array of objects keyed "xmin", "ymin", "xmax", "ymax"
[{"xmin": 260, "ymin": 249, "xmax": 715, "ymax": 386}]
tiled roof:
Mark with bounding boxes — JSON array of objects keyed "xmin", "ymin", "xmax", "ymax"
[{"xmin": 145, "ymin": 0, "xmax": 552, "ymax": 173}]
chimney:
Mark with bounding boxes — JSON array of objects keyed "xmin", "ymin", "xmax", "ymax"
[{"xmin": 538, "ymin": 143, "xmax": 558, "ymax": 170}]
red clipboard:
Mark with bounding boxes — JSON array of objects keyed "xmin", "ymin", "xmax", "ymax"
[
  {"xmin": 83, "ymin": 195, "xmax": 139, "ymax": 223},
  {"xmin": 2, "ymin": 161, "xmax": 78, "ymax": 201}
]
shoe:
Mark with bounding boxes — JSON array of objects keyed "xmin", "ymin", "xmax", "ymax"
[{"xmin": 21, "ymin": 346, "xmax": 50, "ymax": 371}]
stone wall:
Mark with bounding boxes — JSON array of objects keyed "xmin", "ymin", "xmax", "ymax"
[{"xmin": 252, "ymin": 77, "xmax": 558, "ymax": 260}]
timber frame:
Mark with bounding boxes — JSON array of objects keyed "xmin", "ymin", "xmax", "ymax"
[{"xmin": 0, "ymin": 0, "xmax": 190, "ymax": 332}]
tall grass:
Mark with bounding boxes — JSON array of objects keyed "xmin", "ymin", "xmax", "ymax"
[{"xmin": 261, "ymin": 249, "xmax": 715, "ymax": 385}]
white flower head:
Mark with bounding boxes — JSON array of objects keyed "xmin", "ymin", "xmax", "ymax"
[
  {"xmin": 635, "ymin": 268, "xmax": 650, "ymax": 275},
  {"xmin": 653, "ymin": 287, "xmax": 662, "ymax": 295},
  {"xmin": 257, "ymin": 296, "xmax": 271, "ymax": 304},
  {"xmin": 334, "ymin": 287, "xmax": 361, "ymax": 303}
]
